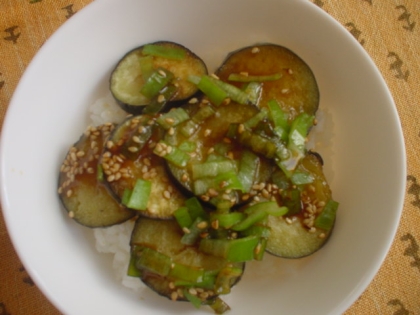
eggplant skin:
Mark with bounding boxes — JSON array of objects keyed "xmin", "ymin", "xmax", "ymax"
[
  {"xmin": 57, "ymin": 124, "xmax": 136, "ymax": 228},
  {"xmin": 110, "ymin": 41, "xmax": 208, "ymax": 115},
  {"xmin": 216, "ymin": 43, "xmax": 320, "ymax": 121}
]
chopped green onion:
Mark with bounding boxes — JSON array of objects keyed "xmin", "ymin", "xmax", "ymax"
[
  {"xmin": 178, "ymin": 103, "xmax": 216, "ymax": 137},
  {"xmin": 185, "ymin": 197, "xmax": 208, "ymax": 221},
  {"xmin": 180, "ymin": 119, "xmax": 199, "ymax": 137},
  {"xmin": 240, "ymin": 225, "xmax": 271, "ymax": 238},
  {"xmin": 178, "ymin": 140, "xmax": 197, "ymax": 152},
  {"xmin": 190, "ymin": 75, "xmax": 227, "ymax": 106},
  {"xmin": 169, "ymin": 262, "xmax": 206, "ymax": 284},
  {"xmin": 314, "ymin": 199, "xmax": 339, "ymax": 230},
  {"xmin": 96, "ymin": 163, "xmax": 104, "ymax": 182},
  {"xmin": 121, "ymin": 188, "xmax": 132, "ymax": 206},
  {"xmin": 138, "ymin": 55, "xmax": 154, "ymax": 80},
  {"xmin": 174, "ymin": 271, "xmax": 216, "ymax": 289},
  {"xmin": 214, "ymin": 170, "xmax": 244, "ymax": 191},
  {"xmin": 193, "ymin": 170, "xmax": 243, "ymax": 196},
  {"xmin": 192, "ymin": 159, "xmax": 237, "ymax": 180},
  {"xmin": 127, "ymin": 248, "xmax": 142, "ymax": 277},
  {"xmin": 243, "ymin": 108, "xmax": 268, "ymax": 129},
  {"xmin": 281, "ymin": 188, "xmax": 301, "ymax": 215},
  {"xmin": 287, "ymin": 112, "xmax": 314, "ymax": 160},
  {"xmin": 183, "ymin": 288, "xmax": 203, "ymax": 309},
  {"xmin": 290, "ymin": 170, "xmax": 315, "ymax": 185},
  {"xmin": 228, "ymin": 72, "xmax": 282, "ymax": 82},
  {"xmin": 207, "ymin": 296, "xmax": 231, "ymax": 314},
  {"xmin": 237, "ymin": 150, "xmax": 259, "ymax": 193},
  {"xmin": 210, "ymin": 212, "xmax": 245, "ymax": 229},
  {"xmin": 156, "ymin": 107, "xmax": 190, "ymax": 129},
  {"xmin": 213, "ymin": 142, "xmax": 234, "ymax": 156},
  {"xmin": 232, "ymin": 202, "xmax": 288, "ymax": 231},
  {"xmin": 214, "ymin": 265, "xmax": 243, "ymax": 294},
  {"xmin": 179, "ymin": 105, "xmax": 216, "ymax": 136},
  {"xmin": 276, "ymin": 113, "xmax": 315, "ymax": 175},
  {"xmin": 142, "ymin": 44, "xmax": 186, "ymax": 60},
  {"xmin": 199, "ymin": 235, "xmax": 260, "ymax": 262},
  {"xmin": 136, "ymin": 247, "xmax": 171, "ymax": 276},
  {"xmin": 242, "ymin": 81, "xmax": 263, "ymax": 105},
  {"xmin": 181, "ymin": 217, "xmax": 208, "ymax": 245},
  {"xmin": 254, "ymin": 238, "xmax": 267, "ymax": 261},
  {"xmin": 209, "ymin": 76, "xmax": 251, "ymax": 105},
  {"xmin": 140, "ymin": 68, "xmax": 174, "ymax": 99},
  {"xmin": 271, "ymin": 169, "xmax": 291, "ymax": 190},
  {"xmin": 142, "ymin": 84, "xmax": 178, "ymax": 114},
  {"xmin": 173, "ymin": 206, "xmax": 193, "ymax": 229},
  {"xmin": 154, "ymin": 141, "xmax": 190, "ymax": 168},
  {"xmin": 228, "ymin": 124, "xmax": 279, "ymax": 159},
  {"xmin": 123, "ymin": 179, "xmax": 151, "ymax": 211},
  {"xmin": 231, "ymin": 211, "xmax": 268, "ymax": 232},
  {"xmin": 267, "ymin": 99, "xmax": 289, "ymax": 141}
]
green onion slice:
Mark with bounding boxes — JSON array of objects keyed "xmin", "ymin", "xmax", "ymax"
[
  {"xmin": 142, "ymin": 44, "xmax": 186, "ymax": 60},
  {"xmin": 228, "ymin": 72, "xmax": 282, "ymax": 82}
]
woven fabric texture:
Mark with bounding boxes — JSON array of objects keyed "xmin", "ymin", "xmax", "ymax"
[{"xmin": 1, "ymin": 0, "xmax": 419, "ymax": 314}]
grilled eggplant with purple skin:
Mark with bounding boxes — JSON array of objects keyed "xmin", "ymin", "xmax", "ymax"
[
  {"xmin": 57, "ymin": 124, "xmax": 136, "ymax": 227},
  {"xmin": 100, "ymin": 114, "xmax": 187, "ymax": 219},
  {"xmin": 215, "ymin": 43, "xmax": 320, "ymax": 120},
  {"xmin": 129, "ymin": 217, "xmax": 245, "ymax": 311},
  {"xmin": 265, "ymin": 152, "xmax": 338, "ymax": 258},
  {"xmin": 110, "ymin": 41, "xmax": 208, "ymax": 115}
]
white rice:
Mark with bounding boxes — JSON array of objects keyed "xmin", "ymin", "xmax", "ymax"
[{"xmin": 89, "ymin": 92, "xmax": 128, "ymax": 126}]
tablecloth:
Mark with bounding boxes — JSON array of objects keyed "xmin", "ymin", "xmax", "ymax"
[{"xmin": 1, "ymin": 0, "xmax": 420, "ymax": 314}]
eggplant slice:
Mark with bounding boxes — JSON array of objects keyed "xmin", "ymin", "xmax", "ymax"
[
  {"xmin": 265, "ymin": 152, "xmax": 337, "ymax": 258},
  {"xmin": 58, "ymin": 124, "xmax": 136, "ymax": 227},
  {"xmin": 130, "ymin": 217, "xmax": 245, "ymax": 306},
  {"xmin": 215, "ymin": 43, "xmax": 320, "ymax": 121},
  {"xmin": 101, "ymin": 114, "xmax": 187, "ymax": 219},
  {"xmin": 110, "ymin": 41, "xmax": 208, "ymax": 114}
]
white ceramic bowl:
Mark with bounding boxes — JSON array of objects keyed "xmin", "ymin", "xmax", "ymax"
[{"xmin": 1, "ymin": 0, "xmax": 406, "ymax": 314}]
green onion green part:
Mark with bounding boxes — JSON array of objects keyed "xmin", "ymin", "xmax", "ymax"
[
  {"xmin": 124, "ymin": 179, "xmax": 151, "ymax": 211},
  {"xmin": 314, "ymin": 199, "xmax": 339, "ymax": 230},
  {"xmin": 228, "ymin": 72, "xmax": 282, "ymax": 82},
  {"xmin": 142, "ymin": 44, "xmax": 186, "ymax": 60},
  {"xmin": 140, "ymin": 68, "xmax": 174, "ymax": 99}
]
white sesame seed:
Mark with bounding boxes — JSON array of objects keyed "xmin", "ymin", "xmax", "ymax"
[
  {"xmin": 189, "ymin": 97, "xmax": 198, "ymax": 104},
  {"xmin": 189, "ymin": 288, "xmax": 198, "ymax": 295},
  {"xmin": 157, "ymin": 94, "xmax": 165, "ymax": 103},
  {"xmin": 197, "ymin": 221, "xmax": 208, "ymax": 229},
  {"xmin": 170, "ymin": 291, "xmax": 178, "ymax": 301}
]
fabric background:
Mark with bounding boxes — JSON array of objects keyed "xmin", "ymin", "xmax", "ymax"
[{"xmin": 1, "ymin": 0, "xmax": 419, "ymax": 314}]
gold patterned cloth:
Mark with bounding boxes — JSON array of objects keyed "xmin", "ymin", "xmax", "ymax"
[{"xmin": 1, "ymin": 0, "xmax": 419, "ymax": 314}]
